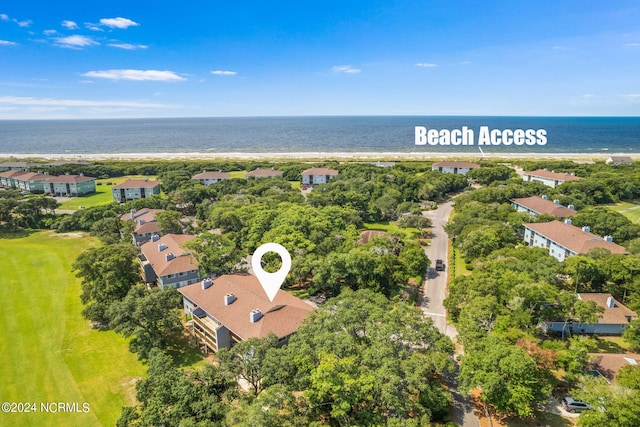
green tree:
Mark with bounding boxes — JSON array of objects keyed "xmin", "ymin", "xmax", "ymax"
[
  {"xmin": 185, "ymin": 232, "xmax": 244, "ymax": 277},
  {"xmin": 107, "ymin": 285, "xmax": 183, "ymax": 359},
  {"xmin": 459, "ymin": 335, "xmax": 554, "ymax": 418},
  {"xmin": 73, "ymin": 243, "xmax": 140, "ymax": 324},
  {"xmin": 574, "ymin": 376, "xmax": 640, "ymax": 427},
  {"xmin": 218, "ymin": 334, "xmax": 279, "ymax": 397},
  {"xmin": 155, "ymin": 210, "xmax": 183, "ymax": 234},
  {"xmin": 262, "ymin": 289, "xmax": 454, "ymax": 425}
]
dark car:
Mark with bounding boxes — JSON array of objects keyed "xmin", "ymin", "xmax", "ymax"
[
  {"xmin": 435, "ymin": 259, "xmax": 445, "ymax": 271},
  {"xmin": 562, "ymin": 397, "xmax": 590, "ymax": 413}
]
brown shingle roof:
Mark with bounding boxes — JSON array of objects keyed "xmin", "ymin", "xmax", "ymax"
[
  {"xmin": 12, "ymin": 172, "xmax": 48, "ymax": 182},
  {"xmin": 0, "ymin": 170, "xmax": 28, "ymax": 179},
  {"xmin": 245, "ymin": 168, "xmax": 283, "ymax": 178},
  {"xmin": 112, "ymin": 179, "xmax": 160, "ymax": 189},
  {"xmin": 578, "ymin": 293, "xmax": 637, "ymax": 324},
  {"xmin": 140, "ymin": 234, "xmax": 198, "ymax": 276},
  {"xmin": 192, "ymin": 171, "xmax": 231, "ymax": 180},
  {"xmin": 525, "ymin": 169, "xmax": 582, "ymax": 182},
  {"xmin": 178, "ymin": 273, "xmax": 314, "ymax": 341},
  {"xmin": 45, "ymin": 174, "xmax": 95, "ymax": 183},
  {"xmin": 524, "ymin": 220, "xmax": 627, "ymax": 255},
  {"xmin": 511, "ymin": 196, "xmax": 577, "ymax": 217},
  {"xmin": 120, "ymin": 209, "xmax": 165, "ymax": 233},
  {"xmin": 432, "ymin": 161, "xmax": 480, "ymax": 168},
  {"xmin": 302, "ymin": 167, "xmax": 339, "ymax": 176}
]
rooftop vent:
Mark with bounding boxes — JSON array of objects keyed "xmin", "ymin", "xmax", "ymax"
[
  {"xmin": 565, "ymin": 219, "xmax": 573, "ymax": 225},
  {"xmin": 165, "ymin": 252, "xmax": 174, "ymax": 261},
  {"xmin": 582, "ymin": 226, "xmax": 590, "ymax": 233},
  {"xmin": 568, "ymin": 204, "xmax": 575, "ymax": 210},
  {"xmin": 139, "ymin": 219, "xmax": 146, "ymax": 225},
  {"xmin": 250, "ymin": 309, "xmax": 263, "ymax": 323},
  {"xmin": 224, "ymin": 293, "xmax": 236, "ymax": 305},
  {"xmin": 202, "ymin": 278, "xmax": 213, "ymax": 290},
  {"xmin": 607, "ymin": 296, "xmax": 616, "ymax": 308},
  {"xmin": 151, "ymin": 234, "xmax": 160, "ymax": 242},
  {"xmin": 542, "ymin": 195, "xmax": 548, "ymax": 200},
  {"xmin": 158, "ymin": 242, "xmax": 168, "ymax": 251},
  {"xmin": 553, "ymin": 199, "xmax": 560, "ymax": 204},
  {"xmin": 604, "ymin": 235, "xmax": 613, "ymax": 243}
]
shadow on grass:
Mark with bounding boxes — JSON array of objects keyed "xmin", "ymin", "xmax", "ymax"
[
  {"xmin": 165, "ymin": 331, "xmax": 204, "ymax": 368},
  {"xmin": 0, "ymin": 228, "xmax": 35, "ymax": 239},
  {"xmin": 593, "ymin": 336, "xmax": 627, "ymax": 353},
  {"xmin": 501, "ymin": 411, "xmax": 575, "ymax": 427}
]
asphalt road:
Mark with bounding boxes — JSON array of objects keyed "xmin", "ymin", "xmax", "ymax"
[{"xmin": 421, "ymin": 200, "xmax": 480, "ymax": 427}]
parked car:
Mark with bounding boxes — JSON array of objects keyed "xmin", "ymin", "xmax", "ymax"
[
  {"xmin": 562, "ymin": 397, "xmax": 590, "ymax": 413},
  {"xmin": 435, "ymin": 259, "xmax": 445, "ymax": 271}
]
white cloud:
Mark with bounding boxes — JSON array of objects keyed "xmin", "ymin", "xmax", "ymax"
[
  {"xmin": 415, "ymin": 63, "xmax": 437, "ymax": 68},
  {"xmin": 108, "ymin": 43, "xmax": 148, "ymax": 50},
  {"xmin": 0, "ymin": 14, "xmax": 9, "ymax": 21},
  {"xmin": 0, "ymin": 40, "xmax": 17, "ymax": 46},
  {"xmin": 83, "ymin": 69, "xmax": 186, "ymax": 81},
  {"xmin": 61, "ymin": 20, "xmax": 78, "ymax": 30},
  {"xmin": 15, "ymin": 19, "xmax": 31, "ymax": 27},
  {"xmin": 99, "ymin": 17, "xmax": 139, "ymax": 29},
  {"xmin": 43, "ymin": 29, "xmax": 57, "ymax": 36},
  {"xmin": 55, "ymin": 35, "xmax": 99, "ymax": 48},
  {"xmin": 460, "ymin": 61, "xmax": 472, "ymax": 65},
  {"xmin": 211, "ymin": 70, "xmax": 237, "ymax": 76},
  {"xmin": 85, "ymin": 23, "xmax": 103, "ymax": 31},
  {"xmin": 624, "ymin": 43, "xmax": 640, "ymax": 47},
  {"xmin": 0, "ymin": 95, "xmax": 174, "ymax": 109},
  {"xmin": 620, "ymin": 94, "xmax": 640, "ymax": 103},
  {"xmin": 332, "ymin": 65, "xmax": 361, "ymax": 74}
]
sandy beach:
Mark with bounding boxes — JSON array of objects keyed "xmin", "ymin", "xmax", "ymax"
[{"xmin": 1, "ymin": 151, "xmax": 638, "ymax": 162}]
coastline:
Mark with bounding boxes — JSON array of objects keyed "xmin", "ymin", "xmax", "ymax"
[{"xmin": 1, "ymin": 151, "xmax": 638, "ymax": 162}]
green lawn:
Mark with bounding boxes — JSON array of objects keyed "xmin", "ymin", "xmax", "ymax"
[
  {"xmin": 0, "ymin": 231, "xmax": 145, "ymax": 426},
  {"xmin": 57, "ymin": 175, "xmax": 159, "ymax": 210},
  {"xmin": 607, "ymin": 201, "xmax": 640, "ymax": 223}
]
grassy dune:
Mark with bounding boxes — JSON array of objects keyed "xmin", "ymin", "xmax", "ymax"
[{"xmin": 0, "ymin": 231, "xmax": 145, "ymax": 426}]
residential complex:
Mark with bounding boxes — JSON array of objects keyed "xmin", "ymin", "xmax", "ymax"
[
  {"xmin": 431, "ymin": 161, "xmax": 480, "ymax": 175},
  {"xmin": 192, "ymin": 171, "xmax": 231, "ymax": 185},
  {"xmin": 112, "ymin": 179, "xmax": 161, "ymax": 203},
  {"xmin": 521, "ymin": 169, "xmax": 582, "ymax": 188},
  {"xmin": 301, "ymin": 167, "xmax": 339, "ymax": 185},
  {"xmin": 121, "ymin": 208, "xmax": 164, "ymax": 245},
  {"xmin": 511, "ymin": 196, "xmax": 577, "ymax": 218},
  {"xmin": 42, "ymin": 174, "xmax": 96, "ymax": 197},
  {"xmin": 178, "ymin": 274, "xmax": 314, "ymax": 353},
  {"xmin": 541, "ymin": 293, "xmax": 637, "ymax": 336},
  {"xmin": 245, "ymin": 168, "xmax": 283, "ymax": 178},
  {"xmin": 139, "ymin": 233, "xmax": 201, "ymax": 289},
  {"xmin": 523, "ymin": 220, "xmax": 626, "ymax": 262}
]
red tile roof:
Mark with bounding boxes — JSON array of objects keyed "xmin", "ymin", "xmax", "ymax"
[
  {"xmin": 432, "ymin": 161, "xmax": 480, "ymax": 168},
  {"xmin": 523, "ymin": 220, "xmax": 627, "ymax": 255},
  {"xmin": 140, "ymin": 234, "xmax": 198, "ymax": 276},
  {"xmin": 245, "ymin": 168, "xmax": 283, "ymax": 178},
  {"xmin": 511, "ymin": 196, "xmax": 577, "ymax": 217},
  {"xmin": 178, "ymin": 273, "xmax": 314, "ymax": 341},
  {"xmin": 301, "ymin": 167, "xmax": 339, "ymax": 175},
  {"xmin": 112, "ymin": 179, "xmax": 160, "ymax": 189},
  {"xmin": 192, "ymin": 171, "xmax": 231, "ymax": 180},
  {"xmin": 0, "ymin": 170, "xmax": 28, "ymax": 179},
  {"xmin": 524, "ymin": 169, "xmax": 582, "ymax": 182},
  {"xmin": 578, "ymin": 293, "xmax": 637, "ymax": 324}
]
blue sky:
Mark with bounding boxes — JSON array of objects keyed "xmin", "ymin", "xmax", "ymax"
[{"xmin": 1, "ymin": 1, "xmax": 639, "ymax": 119}]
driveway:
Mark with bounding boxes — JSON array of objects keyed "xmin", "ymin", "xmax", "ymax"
[
  {"xmin": 421, "ymin": 200, "xmax": 480, "ymax": 427},
  {"xmin": 420, "ymin": 200, "xmax": 457, "ymax": 340}
]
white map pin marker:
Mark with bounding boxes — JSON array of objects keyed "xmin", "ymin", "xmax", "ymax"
[{"xmin": 252, "ymin": 243, "xmax": 292, "ymax": 302}]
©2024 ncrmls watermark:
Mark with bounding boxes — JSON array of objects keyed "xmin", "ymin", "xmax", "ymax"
[{"xmin": 415, "ymin": 126, "xmax": 547, "ymax": 146}]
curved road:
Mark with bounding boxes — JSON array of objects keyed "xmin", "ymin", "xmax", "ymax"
[{"xmin": 421, "ymin": 200, "xmax": 480, "ymax": 427}]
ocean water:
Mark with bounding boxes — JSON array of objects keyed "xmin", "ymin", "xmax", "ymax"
[{"xmin": 1, "ymin": 116, "xmax": 639, "ymax": 155}]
